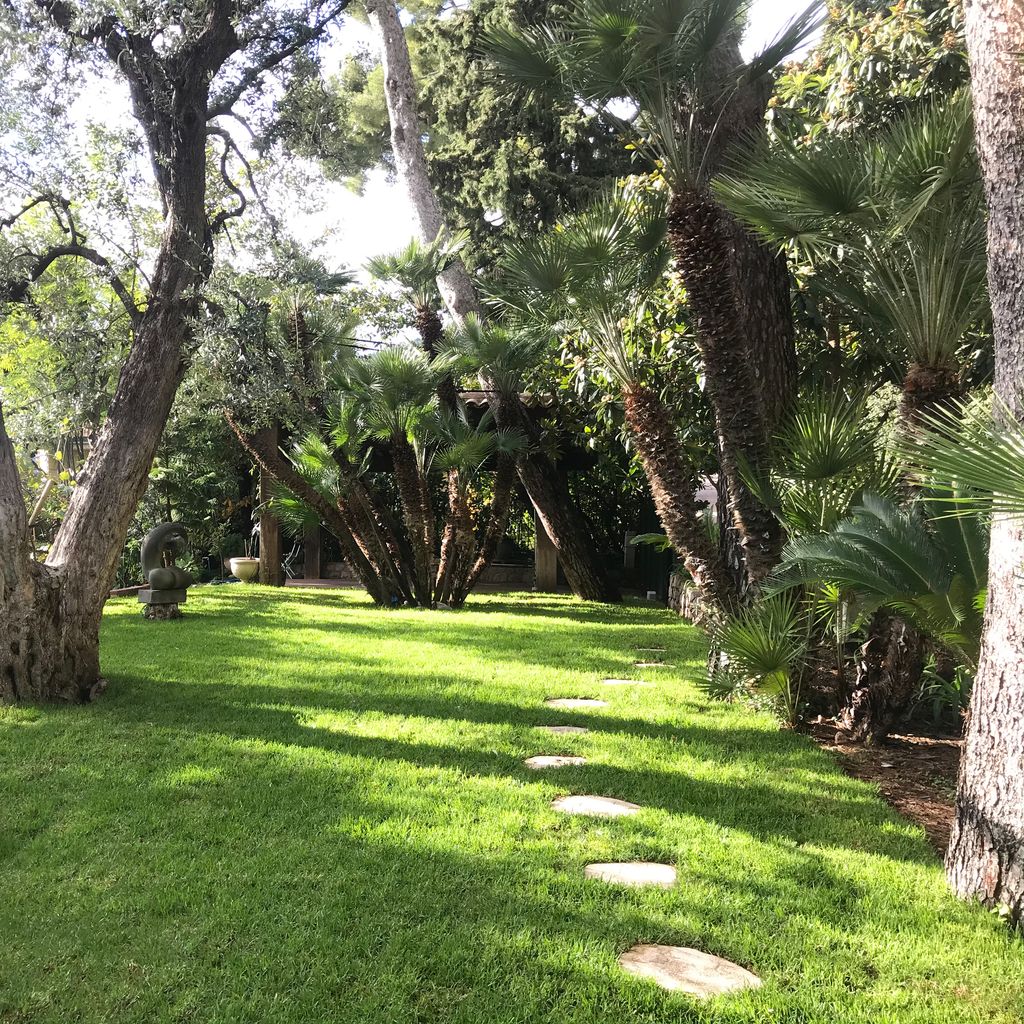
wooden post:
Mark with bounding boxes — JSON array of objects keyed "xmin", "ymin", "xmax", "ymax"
[
  {"xmin": 303, "ymin": 521, "xmax": 321, "ymax": 581},
  {"xmin": 535, "ymin": 515, "xmax": 558, "ymax": 592},
  {"xmin": 256, "ymin": 424, "xmax": 284, "ymax": 586}
]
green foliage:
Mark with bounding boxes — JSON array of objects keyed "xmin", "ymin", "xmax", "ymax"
[
  {"xmin": 756, "ymin": 392, "xmax": 901, "ymax": 536},
  {"xmin": 772, "ymin": 0, "xmax": 968, "ymax": 138},
  {"xmin": 366, "ymin": 229, "xmax": 470, "ymax": 310},
  {"xmin": 484, "ymin": 0, "xmax": 819, "ymax": 189},
  {"xmin": 710, "ymin": 596, "xmax": 809, "ymax": 726},
  {"xmin": 440, "ymin": 315, "xmax": 550, "ymax": 397},
  {"xmin": 772, "ymin": 491, "xmax": 988, "ymax": 666},
  {"xmin": 901, "ymin": 394, "xmax": 1024, "ymax": 518},
  {"xmin": 490, "ymin": 184, "xmax": 669, "ymax": 389},
  {"xmin": 716, "ymin": 90, "xmax": 988, "ymax": 374},
  {"xmin": 913, "ymin": 656, "xmax": 973, "ymax": 729}
]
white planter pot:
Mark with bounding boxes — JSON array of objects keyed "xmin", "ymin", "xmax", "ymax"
[{"xmin": 229, "ymin": 557, "xmax": 260, "ymax": 583}]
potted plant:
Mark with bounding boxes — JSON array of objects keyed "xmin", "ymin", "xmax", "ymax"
[{"xmin": 229, "ymin": 536, "xmax": 260, "ymax": 583}]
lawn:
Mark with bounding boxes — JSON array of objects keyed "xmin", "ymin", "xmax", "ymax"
[{"xmin": 1, "ymin": 588, "xmax": 1021, "ymax": 1023}]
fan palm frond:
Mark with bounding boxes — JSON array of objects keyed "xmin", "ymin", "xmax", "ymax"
[
  {"xmin": 366, "ymin": 229, "xmax": 470, "ymax": 309},
  {"xmin": 484, "ymin": 0, "xmax": 821, "ymax": 189}
]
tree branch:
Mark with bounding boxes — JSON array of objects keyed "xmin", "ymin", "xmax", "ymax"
[
  {"xmin": 2, "ymin": 243, "xmax": 142, "ymax": 327},
  {"xmin": 207, "ymin": 1, "xmax": 351, "ymax": 119}
]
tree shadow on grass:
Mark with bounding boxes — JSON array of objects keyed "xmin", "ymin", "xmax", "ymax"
[
  {"xmin": 3, "ymin": 731, "xmax": 962, "ymax": 1024},
  {"xmin": 98, "ymin": 675, "xmax": 934, "ymax": 867}
]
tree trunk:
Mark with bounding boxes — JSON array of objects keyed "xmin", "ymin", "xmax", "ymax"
[
  {"xmin": 257, "ymin": 425, "xmax": 285, "ymax": 586},
  {"xmin": 368, "ymin": 0, "xmax": 617, "ymax": 602},
  {"xmin": 623, "ymin": 385, "xmax": 736, "ymax": 614},
  {"xmin": 666, "ymin": 189, "xmax": 785, "ymax": 587},
  {"xmin": 837, "ymin": 612, "xmax": 924, "ymax": 745},
  {"xmin": 458, "ymin": 454, "xmax": 517, "ymax": 603},
  {"xmin": 900, "ymin": 362, "xmax": 964, "ymax": 428},
  {"xmin": 946, "ymin": 0, "xmax": 1024, "ymax": 926},
  {"xmin": 2, "ymin": 83, "xmax": 210, "ymax": 700},
  {"xmin": 729, "ymin": 221, "xmax": 797, "ymax": 436}
]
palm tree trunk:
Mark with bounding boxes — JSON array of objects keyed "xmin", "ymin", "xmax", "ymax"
[
  {"xmin": 900, "ymin": 362, "xmax": 964, "ymax": 428},
  {"xmin": 837, "ymin": 612, "xmax": 924, "ymax": 744},
  {"xmin": 391, "ymin": 438, "xmax": 433, "ymax": 604},
  {"xmin": 623, "ymin": 385, "xmax": 737, "ymax": 614},
  {"xmin": 667, "ymin": 188, "xmax": 784, "ymax": 587},
  {"xmin": 458, "ymin": 454, "xmax": 517, "ymax": 605},
  {"xmin": 434, "ymin": 468, "xmax": 463, "ymax": 603},
  {"xmin": 945, "ymin": 0, "xmax": 1024, "ymax": 927}
]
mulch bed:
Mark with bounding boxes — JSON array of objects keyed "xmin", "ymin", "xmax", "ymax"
[{"xmin": 810, "ymin": 722, "xmax": 962, "ymax": 855}]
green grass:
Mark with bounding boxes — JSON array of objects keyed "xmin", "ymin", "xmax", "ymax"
[{"xmin": 1, "ymin": 588, "xmax": 1021, "ymax": 1023}]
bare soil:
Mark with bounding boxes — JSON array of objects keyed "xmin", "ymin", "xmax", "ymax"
[{"xmin": 811, "ymin": 722, "xmax": 962, "ymax": 855}]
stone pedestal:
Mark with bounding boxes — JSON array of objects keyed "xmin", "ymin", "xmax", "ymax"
[
  {"xmin": 139, "ymin": 588, "xmax": 187, "ymax": 621},
  {"xmin": 142, "ymin": 603, "xmax": 182, "ymax": 620}
]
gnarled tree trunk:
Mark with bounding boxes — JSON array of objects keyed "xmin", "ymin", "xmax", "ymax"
[
  {"xmin": 837, "ymin": 612, "xmax": 924, "ymax": 745},
  {"xmin": 945, "ymin": 0, "xmax": 1024, "ymax": 926}
]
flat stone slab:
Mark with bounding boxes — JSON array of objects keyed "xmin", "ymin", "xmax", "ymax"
[
  {"xmin": 602, "ymin": 678, "xmax": 652, "ymax": 687},
  {"xmin": 525, "ymin": 755, "xmax": 587, "ymax": 769},
  {"xmin": 635, "ymin": 646, "xmax": 666, "ymax": 652},
  {"xmin": 551, "ymin": 795, "xmax": 640, "ymax": 818},
  {"xmin": 634, "ymin": 661, "xmax": 672, "ymax": 668},
  {"xmin": 618, "ymin": 945, "xmax": 762, "ymax": 999},
  {"xmin": 584, "ymin": 862, "xmax": 677, "ymax": 888},
  {"xmin": 537, "ymin": 725, "xmax": 589, "ymax": 735},
  {"xmin": 544, "ymin": 698, "xmax": 609, "ymax": 709}
]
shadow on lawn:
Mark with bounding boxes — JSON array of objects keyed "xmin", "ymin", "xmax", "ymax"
[{"xmin": 100, "ymin": 675, "xmax": 932, "ymax": 867}]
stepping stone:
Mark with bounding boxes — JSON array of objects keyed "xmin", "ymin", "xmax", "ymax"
[
  {"xmin": 525, "ymin": 755, "xmax": 587, "ymax": 769},
  {"xmin": 584, "ymin": 862, "xmax": 677, "ymax": 888},
  {"xmin": 537, "ymin": 725, "xmax": 589, "ymax": 735},
  {"xmin": 602, "ymin": 678, "xmax": 652, "ymax": 687},
  {"xmin": 551, "ymin": 795, "xmax": 640, "ymax": 818},
  {"xmin": 618, "ymin": 945, "xmax": 762, "ymax": 999},
  {"xmin": 635, "ymin": 646, "xmax": 666, "ymax": 652},
  {"xmin": 634, "ymin": 661, "xmax": 672, "ymax": 669},
  {"xmin": 544, "ymin": 698, "xmax": 608, "ymax": 709}
]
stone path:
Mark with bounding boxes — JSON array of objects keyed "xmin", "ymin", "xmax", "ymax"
[
  {"xmin": 525, "ymin": 755, "xmax": 587, "ymax": 769},
  {"xmin": 584, "ymin": 862, "xmax": 677, "ymax": 888},
  {"xmin": 533, "ymin": 664, "xmax": 764, "ymax": 1000},
  {"xmin": 551, "ymin": 794, "xmax": 640, "ymax": 817},
  {"xmin": 618, "ymin": 944, "xmax": 762, "ymax": 999}
]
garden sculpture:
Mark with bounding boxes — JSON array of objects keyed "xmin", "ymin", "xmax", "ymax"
[{"xmin": 138, "ymin": 522, "xmax": 194, "ymax": 620}]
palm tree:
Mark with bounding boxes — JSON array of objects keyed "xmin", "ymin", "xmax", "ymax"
[
  {"xmin": 428, "ymin": 406, "xmax": 525, "ymax": 606},
  {"xmin": 491, "ymin": 186, "xmax": 736, "ymax": 613},
  {"xmin": 716, "ymin": 91, "xmax": 988, "ymax": 427},
  {"xmin": 367, "ymin": 231, "xmax": 469, "ymax": 361},
  {"xmin": 341, "ymin": 347, "xmax": 441, "ymax": 604},
  {"xmin": 441, "ymin": 315, "xmax": 621, "ymax": 602},
  {"xmin": 485, "ymin": 0, "xmax": 820, "ymax": 586}
]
